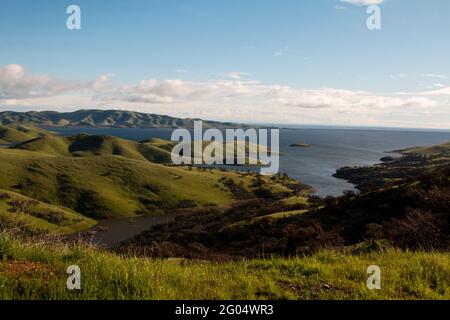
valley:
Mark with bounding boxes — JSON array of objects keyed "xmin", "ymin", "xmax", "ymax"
[{"xmin": 0, "ymin": 124, "xmax": 308, "ymax": 233}]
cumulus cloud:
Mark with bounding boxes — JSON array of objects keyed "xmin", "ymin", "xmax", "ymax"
[
  {"xmin": 93, "ymin": 73, "xmax": 116, "ymax": 90},
  {"xmin": 97, "ymin": 78, "xmax": 263, "ymax": 105},
  {"xmin": 1, "ymin": 64, "xmax": 448, "ymax": 129},
  {"xmin": 267, "ymin": 87, "xmax": 437, "ymax": 111},
  {"xmin": 0, "ymin": 64, "xmax": 87, "ymax": 99},
  {"xmin": 416, "ymin": 86, "xmax": 450, "ymax": 96}
]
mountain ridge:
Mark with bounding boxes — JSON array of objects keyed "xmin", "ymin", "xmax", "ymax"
[{"xmin": 0, "ymin": 109, "xmax": 244, "ymax": 129}]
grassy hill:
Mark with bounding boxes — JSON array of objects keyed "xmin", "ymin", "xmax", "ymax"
[
  {"xmin": 334, "ymin": 140, "xmax": 450, "ymax": 192},
  {"xmin": 0, "ymin": 134, "xmax": 299, "ymax": 218},
  {"xmin": 0, "ymin": 189, "xmax": 95, "ymax": 234},
  {"xmin": 119, "ymin": 166, "xmax": 450, "ymax": 259},
  {"xmin": 400, "ymin": 141, "xmax": 450, "ymax": 156},
  {"xmin": 0, "ymin": 125, "xmax": 39, "ymax": 144},
  {"xmin": 0, "ymin": 109, "xmax": 244, "ymax": 129},
  {"xmin": 14, "ymin": 133, "xmax": 273, "ymax": 164},
  {"xmin": 15, "ymin": 134, "xmax": 71, "ymax": 155},
  {"xmin": 14, "ymin": 133, "xmax": 171, "ymax": 162}
]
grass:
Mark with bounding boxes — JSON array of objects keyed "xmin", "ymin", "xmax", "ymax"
[
  {"xmin": 16, "ymin": 133, "xmax": 159, "ymax": 159},
  {"xmin": 0, "ymin": 125, "xmax": 39, "ymax": 144},
  {"xmin": 402, "ymin": 141, "xmax": 450, "ymax": 156},
  {"xmin": 225, "ymin": 210, "xmax": 309, "ymax": 231},
  {"xmin": 0, "ymin": 147, "xmax": 294, "ymax": 218},
  {"xmin": 281, "ymin": 195, "xmax": 309, "ymax": 206},
  {"xmin": 16, "ymin": 134, "xmax": 71, "ymax": 155},
  {"xmin": 0, "ymin": 189, "xmax": 96, "ymax": 234},
  {"xmin": 0, "ymin": 233, "xmax": 448, "ymax": 300},
  {"xmin": 16, "ymin": 133, "xmax": 277, "ymax": 164},
  {"xmin": 0, "ymin": 129, "xmax": 301, "ymax": 219}
]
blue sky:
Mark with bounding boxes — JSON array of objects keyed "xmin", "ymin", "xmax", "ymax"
[{"xmin": 0, "ymin": 0, "xmax": 449, "ymax": 128}]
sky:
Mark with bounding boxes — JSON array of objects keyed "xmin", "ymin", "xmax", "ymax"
[{"xmin": 0, "ymin": 0, "xmax": 449, "ymax": 129}]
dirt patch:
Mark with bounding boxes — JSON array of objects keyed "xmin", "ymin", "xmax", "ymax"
[
  {"xmin": 0, "ymin": 260, "xmax": 56, "ymax": 277},
  {"xmin": 278, "ymin": 279, "xmax": 354, "ymax": 298}
]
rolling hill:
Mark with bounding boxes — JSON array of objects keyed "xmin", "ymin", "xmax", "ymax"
[
  {"xmin": 120, "ymin": 165, "xmax": 450, "ymax": 259},
  {"xmin": 399, "ymin": 141, "xmax": 450, "ymax": 156},
  {"xmin": 0, "ymin": 125, "xmax": 39, "ymax": 144},
  {"xmin": 13, "ymin": 133, "xmax": 275, "ymax": 164},
  {"xmin": 0, "ymin": 132, "xmax": 302, "ymax": 220},
  {"xmin": 0, "ymin": 109, "xmax": 243, "ymax": 129},
  {"xmin": 334, "ymin": 140, "xmax": 450, "ymax": 192},
  {"xmin": 0, "ymin": 189, "xmax": 95, "ymax": 234}
]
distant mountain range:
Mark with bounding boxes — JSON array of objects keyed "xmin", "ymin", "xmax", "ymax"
[{"xmin": 0, "ymin": 109, "xmax": 242, "ymax": 129}]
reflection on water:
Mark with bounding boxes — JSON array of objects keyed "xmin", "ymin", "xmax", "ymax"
[{"xmin": 86, "ymin": 213, "xmax": 180, "ymax": 248}]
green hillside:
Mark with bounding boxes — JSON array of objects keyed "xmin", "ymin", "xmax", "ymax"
[
  {"xmin": 119, "ymin": 165, "xmax": 450, "ymax": 259},
  {"xmin": 14, "ymin": 133, "xmax": 167, "ymax": 161},
  {"xmin": 0, "ymin": 189, "xmax": 95, "ymax": 234},
  {"xmin": 15, "ymin": 134, "xmax": 71, "ymax": 155},
  {"xmin": 0, "ymin": 125, "xmax": 38, "ymax": 144},
  {"xmin": 14, "ymin": 133, "xmax": 277, "ymax": 165},
  {"xmin": 400, "ymin": 141, "xmax": 450, "ymax": 156},
  {"xmin": 335, "ymin": 140, "xmax": 450, "ymax": 192},
  {"xmin": 0, "ymin": 142, "xmax": 297, "ymax": 218}
]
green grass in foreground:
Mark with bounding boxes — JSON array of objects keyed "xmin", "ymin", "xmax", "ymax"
[{"xmin": 0, "ymin": 233, "xmax": 449, "ymax": 300}]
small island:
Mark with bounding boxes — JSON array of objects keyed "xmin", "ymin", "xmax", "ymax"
[{"xmin": 289, "ymin": 141, "xmax": 311, "ymax": 148}]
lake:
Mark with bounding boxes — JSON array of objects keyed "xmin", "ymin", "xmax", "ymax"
[
  {"xmin": 46, "ymin": 126, "xmax": 450, "ymax": 197},
  {"xmin": 84, "ymin": 213, "xmax": 180, "ymax": 248}
]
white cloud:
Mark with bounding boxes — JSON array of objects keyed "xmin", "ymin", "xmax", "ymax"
[
  {"xmin": 417, "ymin": 86, "xmax": 450, "ymax": 96},
  {"xmin": 422, "ymin": 73, "xmax": 448, "ymax": 79},
  {"xmin": 1, "ymin": 64, "xmax": 449, "ymax": 129},
  {"xmin": 93, "ymin": 73, "xmax": 116, "ymax": 89},
  {"xmin": 102, "ymin": 78, "xmax": 263, "ymax": 104},
  {"xmin": 267, "ymin": 87, "xmax": 437, "ymax": 110},
  {"xmin": 340, "ymin": 0, "xmax": 384, "ymax": 6},
  {"xmin": 0, "ymin": 64, "xmax": 88, "ymax": 99}
]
